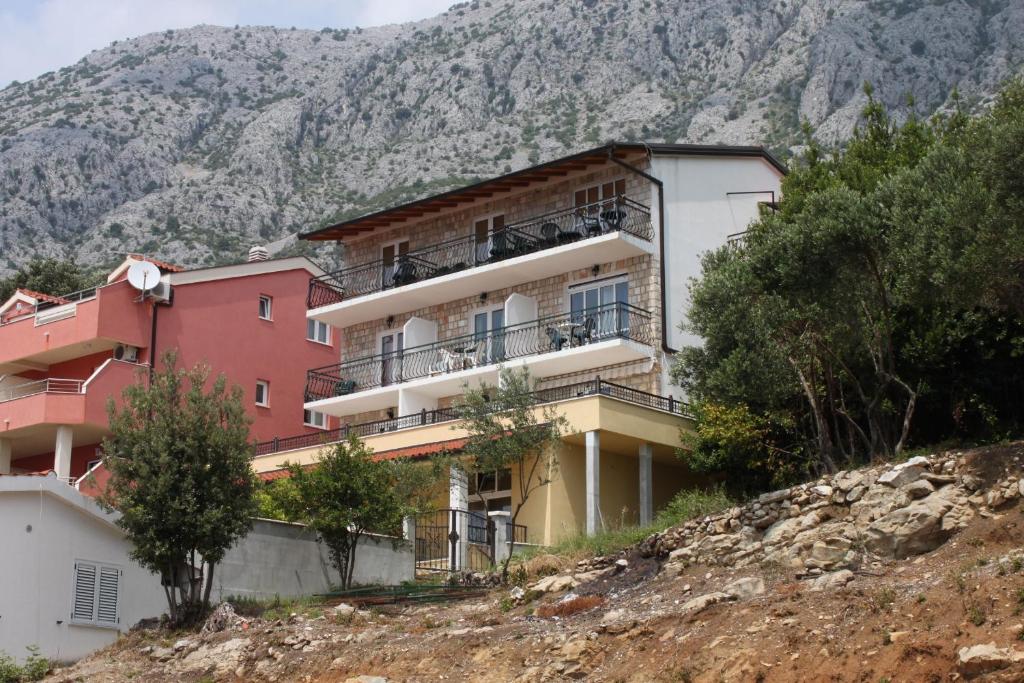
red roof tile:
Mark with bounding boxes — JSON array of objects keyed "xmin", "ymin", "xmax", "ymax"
[
  {"xmin": 16, "ymin": 288, "xmax": 69, "ymax": 305},
  {"xmin": 256, "ymin": 437, "xmax": 468, "ymax": 482},
  {"xmin": 126, "ymin": 254, "xmax": 185, "ymax": 272}
]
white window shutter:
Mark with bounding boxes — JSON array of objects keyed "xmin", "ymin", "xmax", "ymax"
[
  {"xmin": 72, "ymin": 562, "xmax": 97, "ymax": 622},
  {"xmin": 96, "ymin": 566, "xmax": 120, "ymax": 626}
]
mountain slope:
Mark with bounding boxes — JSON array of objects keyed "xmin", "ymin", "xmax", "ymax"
[{"xmin": 0, "ymin": 0, "xmax": 1021, "ymax": 275}]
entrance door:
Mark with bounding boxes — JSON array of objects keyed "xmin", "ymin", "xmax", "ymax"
[
  {"xmin": 380, "ymin": 331, "xmax": 404, "ymax": 386},
  {"xmin": 472, "ymin": 308, "xmax": 505, "ymax": 363},
  {"xmin": 382, "ymin": 240, "xmax": 409, "ymax": 289},
  {"xmin": 570, "ymin": 277, "xmax": 629, "ymax": 341},
  {"xmin": 474, "ymin": 215, "xmax": 505, "ymax": 264}
]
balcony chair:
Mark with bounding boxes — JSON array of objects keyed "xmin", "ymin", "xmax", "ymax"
[
  {"xmin": 572, "ymin": 316, "xmax": 596, "ymax": 347},
  {"xmin": 546, "ymin": 327, "xmax": 567, "ymax": 351},
  {"xmin": 489, "ymin": 232, "xmax": 509, "ymax": 261},
  {"xmin": 539, "ymin": 222, "xmax": 560, "ymax": 247},
  {"xmin": 391, "ymin": 259, "xmax": 419, "ymax": 287},
  {"xmin": 600, "ymin": 205, "xmax": 627, "ymax": 233},
  {"xmin": 575, "ymin": 210, "xmax": 603, "ymax": 238},
  {"xmin": 507, "ymin": 231, "xmax": 533, "ymax": 256},
  {"xmin": 334, "ymin": 379, "xmax": 357, "ymax": 396}
]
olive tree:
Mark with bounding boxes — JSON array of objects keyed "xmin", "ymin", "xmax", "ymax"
[{"xmin": 100, "ymin": 352, "xmax": 257, "ymax": 625}]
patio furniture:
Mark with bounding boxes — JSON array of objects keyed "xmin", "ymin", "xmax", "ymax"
[
  {"xmin": 572, "ymin": 317, "xmax": 596, "ymax": 346},
  {"xmin": 546, "ymin": 327, "xmax": 567, "ymax": 351},
  {"xmin": 558, "ymin": 226, "xmax": 583, "ymax": 244},
  {"xmin": 600, "ymin": 206, "xmax": 627, "ymax": 233},
  {"xmin": 540, "ymin": 222, "xmax": 559, "ymax": 246},
  {"xmin": 577, "ymin": 213, "xmax": 603, "ymax": 237},
  {"xmin": 391, "ymin": 258, "xmax": 419, "ymax": 287},
  {"xmin": 334, "ymin": 379, "xmax": 357, "ymax": 396}
]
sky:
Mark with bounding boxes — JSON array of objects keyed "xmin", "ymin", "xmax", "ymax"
[{"xmin": 0, "ymin": 0, "xmax": 454, "ymax": 87}]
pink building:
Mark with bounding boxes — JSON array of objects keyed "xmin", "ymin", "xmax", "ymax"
[{"xmin": 0, "ymin": 254, "xmax": 339, "ymax": 487}]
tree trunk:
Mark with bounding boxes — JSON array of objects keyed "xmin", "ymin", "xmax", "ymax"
[{"xmin": 203, "ymin": 561, "xmax": 215, "ymax": 609}]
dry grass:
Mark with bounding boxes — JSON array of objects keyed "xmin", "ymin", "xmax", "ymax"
[{"xmin": 535, "ymin": 595, "xmax": 605, "ymax": 618}]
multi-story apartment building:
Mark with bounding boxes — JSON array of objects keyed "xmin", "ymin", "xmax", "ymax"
[
  {"xmin": 0, "ymin": 253, "xmax": 339, "ymax": 487},
  {"xmin": 251, "ymin": 142, "xmax": 784, "ymax": 548}
]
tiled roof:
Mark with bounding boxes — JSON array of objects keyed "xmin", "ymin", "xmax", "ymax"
[
  {"xmin": 256, "ymin": 437, "xmax": 468, "ymax": 482},
  {"xmin": 126, "ymin": 254, "xmax": 185, "ymax": 272},
  {"xmin": 15, "ymin": 288, "xmax": 68, "ymax": 305}
]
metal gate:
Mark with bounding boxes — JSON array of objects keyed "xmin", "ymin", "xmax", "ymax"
[{"xmin": 414, "ymin": 508, "xmax": 495, "ymax": 573}]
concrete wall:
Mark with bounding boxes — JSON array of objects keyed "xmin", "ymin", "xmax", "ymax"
[
  {"xmin": 213, "ymin": 518, "xmax": 413, "ymax": 601},
  {"xmin": 0, "ymin": 479, "xmax": 166, "ymax": 664}
]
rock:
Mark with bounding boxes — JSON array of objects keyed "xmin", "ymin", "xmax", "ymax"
[
  {"xmin": 203, "ymin": 602, "xmax": 243, "ymax": 633},
  {"xmin": 878, "ymin": 462, "xmax": 926, "ymax": 488},
  {"xmin": 957, "ymin": 642, "xmax": 1024, "ymax": 677},
  {"xmin": 150, "ymin": 646, "xmax": 173, "ymax": 662},
  {"xmin": 172, "ymin": 639, "xmax": 192, "ymax": 652},
  {"xmin": 758, "ymin": 489, "xmax": 790, "ymax": 504},
  {"xmin": 723, "ymin": 577, "xmax": 766, "ymax": 599},
  {"xmin": 900, "ymin": 479, "xmax": 935, "ymax": 499},
  {"xmin": 865, "ymin": 487, "xmax": 969, "ymax": 559},
  {"xmin": 807, "ymin": 569, "xmax": 854, "ymax": 592},
  {"xmin": 845, "ymin": 485, "xmax": 866, "ymax": 503},
  {"xmin": 680, "ymin": 592, "xmax": 735, "ymax": 614},
  {"xmin": 334, "ymin": 602, "xmax": 356, "ymax": 617},
  {"xmin": 811, "ymin": 485, "xmax": 833, "ymax": 498},
  {"xmin": 531, "ymin": 574, "xmax": 578, "ymax": 593},
  {"xmin": 344, "ymin": 677, "xmax": 389, "ymax": 683},
  {"xmin": 921, "ymin": 472, "xmax": 956, "ymax": 487},
  {"xmin": 182, "ymin": 638, "xmax": 249, "ymax": 674},
  {"xmin": 600, "ymin": 608, "xmax": 636, "ymax": 634}
]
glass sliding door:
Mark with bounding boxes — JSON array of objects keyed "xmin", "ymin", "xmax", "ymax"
[{"xmin": 570, "ymin": 277, "xmax": 629, "ymax": 342}]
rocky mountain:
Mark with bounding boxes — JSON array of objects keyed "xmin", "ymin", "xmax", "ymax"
[{"xmin": 1, "ymin": 0, "xmax": 1021, "ymax": 277}]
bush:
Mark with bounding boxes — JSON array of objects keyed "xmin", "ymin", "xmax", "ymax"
[
  {"xmin": 654, "ymin": 485, "xmax": 735, "ymax": 529},
  {"xmin": 0, "ymin": 646, "xmax": 49, "ymax": 682}
]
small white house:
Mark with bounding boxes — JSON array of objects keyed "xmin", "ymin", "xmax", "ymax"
[{"xmin": 0, "ymin": 475, "xmax": 166, "ymax": 663}]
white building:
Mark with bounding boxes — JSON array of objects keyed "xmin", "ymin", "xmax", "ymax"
[{"xmin": 0, "ymin": 475, "xmax": 165, "ymax": 663}]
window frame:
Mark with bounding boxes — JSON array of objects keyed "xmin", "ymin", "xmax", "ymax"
[
  {"xmin": 255, "ymin": 380, "xmax": 270, "ymax": 407},
  {"xmin": 303, "ymin": 408, "xmax": 327, "ymax": 430},
  {"xmin": 573, "ymin": 178, "xmax": 627, "ymax": 214},
  {"xmin": 258, "ymin": 295, "xmax": 273, "ymax": 321},
  {"xmin": 70, "ymin": 560, "xmax": 122, "ymax": 629},
  {"xmin": 306, "ymin": 318, "xmax": 331, "ymax": 345}
]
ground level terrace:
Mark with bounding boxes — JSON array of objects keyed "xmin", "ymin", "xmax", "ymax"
[{"xmin": 252, "ymin": 385, "xmax": 699, "ymax": 547}]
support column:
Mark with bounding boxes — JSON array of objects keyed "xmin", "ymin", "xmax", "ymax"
[
  {"xmin": 585, "ymin": 430, "xmax": 601, "ymax": 536},
  {"xmin": 449, "ymin": 466, "xmax": 469, "ymax": 571},
  {"xmin": 54, "ymin": 426, "xmax": 73, "ymax": 482},
  {"xmin": 402, "ymin": 515, "xmax": 416, "ymax": 542},
  {"xmin": 489, "ymin": 511, "xmax": 511, "ymax": 566},
  {"xmin": 639, "ymin": 443, "xmax": 653, "ymax": 526},
  {"xmin": 0, "ymin": 438, "xmax": 11, "ymax": 475}
]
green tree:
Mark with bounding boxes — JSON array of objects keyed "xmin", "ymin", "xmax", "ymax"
[
  {"xmin": 675, "ymin": 80, "xmax": 1024, "ymax": 477},
  {"xmin": 455, "ymin": 368, "xmax": 567, "ymax": 580},
  {"xmin": 277, "ymin": 435, "xmax": 413, "ymax": 590},
  {"xmin": 0, "ymin": 258, "xmax": 89, "ymax": 301},
  {"xmin": 99, "ymin": 352, "xmax": 257, "ymax": 625}
]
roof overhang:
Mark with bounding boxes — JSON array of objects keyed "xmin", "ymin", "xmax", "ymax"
[
  {"xmin": 165, "ymin": 256, "xmax": 326, "ymax": 286},
  {"xmin": 301, "ymin": 142, "xmax": 786, "ymax": 243}
]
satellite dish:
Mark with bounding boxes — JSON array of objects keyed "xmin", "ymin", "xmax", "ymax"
[{"xmin": 127, "ymin": 260, "xmax": 161, "ymax": 292}]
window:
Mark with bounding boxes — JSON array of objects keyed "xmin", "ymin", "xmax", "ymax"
[
  {"xmin": 570, "ymin": 275, "xmax": 629, "ymax": 340},
  {"xmin": 574, "ymin": 178, "xmax": 626, "ymax": 214},
  {"xmin": 468, "ymin": 468, "xmax": 513, "ymax": 514},
  {"xmin": 304, "ymin": 409, "xmax": 327, "ymax": 429},
  {"xmin": 258, "ymin": 295, "xmax": 273, "ymax": 320},
  {"xmin": 307, "ymin": 319, "xmax": 330, "ymax": 345},
  {"xmin": 255, "ymin": 380, "xmax": 270, "ymax": 407},
  {"xmin": 71, "ymin": 560, "xmax": 121, "ymax": 628},
  {"xmin": 85, "ymin": 458, "xmax": 102, "ymax": 473}
]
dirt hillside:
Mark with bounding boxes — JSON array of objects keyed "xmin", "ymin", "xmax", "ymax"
[{"xmin": 49, "ymin": 443, "xmax": 1024, "ymax": 682}]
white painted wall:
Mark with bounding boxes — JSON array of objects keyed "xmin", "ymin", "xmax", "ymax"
[
  {"xmin": 0, "ymin": 477, "xmax": 165, "ymax": 664},
  {"xmin": 651, "ymin": 155, "xmax": 783, "ymax": 395}
]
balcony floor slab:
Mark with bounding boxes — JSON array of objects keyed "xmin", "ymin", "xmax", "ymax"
[
  {"xmin": 308, "ymin": 230, "xmax": 655, "ymax": 329},
  {"xmin": 304, "ymin": 337, "xmax": 653, "ymax": 418}
]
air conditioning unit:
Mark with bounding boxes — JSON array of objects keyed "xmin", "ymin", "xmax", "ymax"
[{"xmin": 114, "ymin": 345, "xmax": 139, "ymax": 363}]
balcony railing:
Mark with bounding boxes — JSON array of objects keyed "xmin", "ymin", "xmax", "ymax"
[
  {"xmin": 0, "ymin": 378, "xmax": 84, "ymax": 402},
  {"xmin": 304, "ymin": 302, "xmax": 653, "ymax": 402},
  {"xmin": 255, "ymin": 377, "xmax": 691, "ymax": 457},
  {"xmin": 307, "ymin": 196, "xmax": 654, "ymax": 309}
]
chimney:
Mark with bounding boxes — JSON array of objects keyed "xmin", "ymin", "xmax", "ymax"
[{"xmin": 248, "ymin": 246, "xmax": 269, "ymax": 263}]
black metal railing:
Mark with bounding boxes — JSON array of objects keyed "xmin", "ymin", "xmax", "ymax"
[
  {"xmin": 304, "ymin": 302, "xmax": 653, "ymax": 401},
  {"xmin": 306, "ymin": 196, "xmax": 654, "ymax": 309},
  {"xmin": 507, "ymin": 522, "xmax": 528, "ymax": 545},
  {"xmin": 255, "ymin": 377, "xmax": 691, "ymax": 458},
  {"xmin": 414, "ymin": 508, "xmax": 495, "ymax": 573}
]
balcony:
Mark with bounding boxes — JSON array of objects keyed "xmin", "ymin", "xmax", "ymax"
[
  {"xmin": 303, "ymin": 302, "xmax": 654, "ymax": 416},
  {"xmin": 306, "ymin": 197, "xmax": 656, "ymax": 328},
  {"xmin": 0, "ymin": 281, "xmax": 151, "ymax": 373}
]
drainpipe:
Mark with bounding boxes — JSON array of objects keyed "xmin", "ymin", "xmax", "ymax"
[
  {"xmin": 606, "ymin": 144, "xmax": 675, "ymax": 354},
  {"xmin": 148, "ymin": 286, "xmax": 174, "ymax": 384}
]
